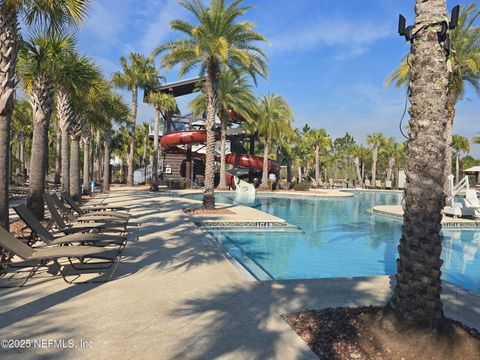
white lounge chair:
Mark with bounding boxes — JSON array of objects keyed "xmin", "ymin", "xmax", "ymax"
[
  {"xmin": 443, "ymin": 175, "xmax": 480, "ymax": 218},
  {"xmin": 385, "ymin": 180, "xmax": 393, "ymax": 189},
  {"xmin": 364, "ymin": 179, "xmax": 371, "ymax": 189}
]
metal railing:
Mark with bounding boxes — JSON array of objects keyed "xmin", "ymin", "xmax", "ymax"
[{"xmin": 133, "ymin": 163, "xmax": 163, "ymax": 185}]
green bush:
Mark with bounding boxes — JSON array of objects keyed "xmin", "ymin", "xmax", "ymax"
[
  {"xmin": 293, "ymin": 183, "xmax": 310, "ymax": 191},
  {"xmin": 169, "ymin": 179, "xmax": 188, "ymax": 189}
]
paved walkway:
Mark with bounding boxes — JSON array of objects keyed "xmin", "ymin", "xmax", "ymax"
[{"xmin": 0, "ymin": 190, "xmax": 479, "ymax": 360}]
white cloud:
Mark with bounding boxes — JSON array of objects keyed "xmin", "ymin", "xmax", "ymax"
[
  {"xmin": 80, "ymin": 0, "xmax": 131, "ymax": 47},
  {"xmin": 268, "ymin": 18, "xmax": 392, "ymax": 59},
  {"xmin": 138, "ymin": 0, "xmax": 186, "ymax": 54}
]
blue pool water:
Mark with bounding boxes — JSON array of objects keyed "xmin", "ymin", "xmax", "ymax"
[{"xmin": 186, "ymin": 192, "xmax": 480, "ymax": 294}]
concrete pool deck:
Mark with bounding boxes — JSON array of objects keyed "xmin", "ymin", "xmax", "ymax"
[{"xmin": 0, "ymin": 189, "xmax": 479, "ymax": 359}]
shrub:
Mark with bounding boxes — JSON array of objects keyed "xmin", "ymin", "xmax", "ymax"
[
  {"xmin": 169, "ymin": 179, "xmax": 188, "ymax": 189},
  {"xmin": 293, "ymin": 183, "xmax": 310, "ymax": 191}
]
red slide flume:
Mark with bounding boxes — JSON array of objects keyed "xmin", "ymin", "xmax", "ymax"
[{"xmin": 161, "ymin": 130, "xmax": 279, "ymax": 185}]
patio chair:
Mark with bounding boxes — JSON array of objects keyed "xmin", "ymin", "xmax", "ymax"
[
  {"xmin": 0, "ymin": 227, "xmax": 122, "ymax": 286},
  {"xmin": 328, "ymin": 179, "xmax": 335, "ymax": 189},
  {"xmin": 44, "ymin": 194, "xmax": 128, "ymax": 234},
  {"xmin": 364, "ymin": 179, "xmax": 371, "ymax": 189},
  {"xmin": 51, "ymin": 194, "xmax": 129, "ymax": 225},
  {"xmin": 385, "ymin": 180, "xmax": 393, "ymax": 189},
  {"xmin": 375, "ymin": 180, "xmax": 383, "ymax": 189},
  {"xmin": 62, "ymin": 192, "xmax": 129, "ymax": 218},
  {"xmin": 14, "ymin": 204, "xmax": 127, "ymax": 248}
]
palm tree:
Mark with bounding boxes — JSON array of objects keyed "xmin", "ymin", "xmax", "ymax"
[
  {"xmin": 94, "ymin": 90, "xmax": 129, "ymax": 193},
  {"xmin": 111, "ymin": 126, "xmax": 130, "ymax": 182},
  {"xmin": 306, "ymin": 129, "xmax": 331, "ymax": 186},
  {"xmin": 386, "ymin": 3, "xmax": 480, "ymax": 194},
  {"xmin": 300, "ymin": 125, "xmax": 314, "ymax": 180},
  {"xmin": 366, "ymin": 132, "xmax": 384, "ymax": 188},
  {"xmin": 276, "ymin": 131, "xmax": 297, "ymax": 186},
  {"xmin": 254, "ymin": 94, "xmax": 293, "ymax": 189},
  {"xmin": 0, "ymin": 0, "xmax": 89, "ymax": 229},
  {"xmin": 146, "ymin": 92, "xmax": 177, "ymax": 191},
  {"xmin": 56, "ymin": 51, "xmax": 100, "ymax": 196},
  {"xmin": 112, "ymin": 53, "xmax": 159, "ymax": 186},
  {"xmin": 381, "ymin": 138, "xmax": 405, "ymax": 184},
  {"xmin": 388, "ymin": 0, "xmax": 450, "ymax": 328},
  {"xmin": 81, "ymin": 130, "xmax": 91, "ymax": 194},
  {"xmin": 452, "ymin": 134, "xmax": 470, "ymax": 183},
  {"xmin": 351, "ymin": 145, "xmax": 370, "ymax": 187},
  {"xmin": 69, "ymin": 115, "xmax": 84, "ymax": 200},
  {"xmin": 17, "ymin": 31, "xmax": 74, "ymax": 219},
  {"xmin": 190, "ymin": 71, "xmax": 257, "ymax": 189},
  {"xmin": 472, "ymin": 135, "xmax": 480, "ymax": 145},
  {"xmin": 152, "ymin": 0, "xmax": 268, "ymax": 209},
  {"xmin": 11, "ymin": 99, "xmax": 32, "ymax": 179}
]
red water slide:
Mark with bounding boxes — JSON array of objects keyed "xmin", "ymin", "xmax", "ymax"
[{"xmin": 160, "ymin": 130, "xmax": 280, "ymax": 183}]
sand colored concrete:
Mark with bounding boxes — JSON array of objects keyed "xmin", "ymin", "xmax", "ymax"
[{"xmin": 0, "ymin": 190, "xmax": 478, "ymax": 360}]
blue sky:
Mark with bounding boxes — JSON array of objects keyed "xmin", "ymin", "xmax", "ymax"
[{"xmin": 77, "ymin": 0, "xmax": 480, "ymax": 156}]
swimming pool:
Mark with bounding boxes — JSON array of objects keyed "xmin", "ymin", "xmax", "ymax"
[{"xmin": 185, "ymin": 191, "xmax": 480, "ymax": 294}]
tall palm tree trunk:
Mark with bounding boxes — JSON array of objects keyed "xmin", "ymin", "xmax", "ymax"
[
  {"xmin": 142, "ymin": 127, "xmax": 148, "ymax": 182},
  {"xmin": 371, "ymin": 147, "xmax": 378, "ymax": 188},
  {"xmin": 83, "ymin": 137, "xmax": 90, "ymax": 194},
  {"xmin": 151, "ymin": 109, "xmax": 160, "ymax": 191},
  {"xmin": 60, "ymin": 128, "xmax": 70, "ymax": 194},
  {"xmin": 386, "ymin": 157, "xmax": 395, "ymax": 182},
  {"xmin": 455, "ymin": 152, "xmax": 460, "ymax": 183},
  {"xmin": 443, "ymin": 93, "xmax": 455, "ymax": 193},
  {"xmin": 127, "ymin": 87, "xmax": 138, "ymax": 186},
  {"xmin": 19, "ymin": 135, "xmax": 25, "ymax": 179},
  {"xmin": 0, "ymin": 4, "xmax": 18, "ymax": 229},
  {"xmin": 354, "ymin": 156, "xmax": 363, "ymax": 186},
  {"xmin": 389, "ymin": 0, "xmax": 449, "ymax": 328},
  {"xmin": 260, "ymin": 140, "xmax": 269, "ymax": 189},
  {"xmin": 93, "ymin": 129, "xmax": 101, "ymax": 181},
  {"xmin": 70, "ymin": 134, "xmax": 81, "ymax": 201},
  {"xmin": 217, "ymin": 117, "xmax": 228, "ymax": 190},
  {"xmin": 15, "ymin": 141, "xmax": 21, "ymax": 176},
  {"xmin": 54, "ymin": 128, "xmax": 61, "ymax": 183},
  {"xmin": 27, "ymin": 75, "xmax": 54, "ymax": 220},
  {"xmin": 103, "ymin": 140, "xmax": 110, "ymax": 193},
  {"xmin": 57, "ymin": 89, "xmax": 73, "ymax": 195},
  {"xmin": 315, "ymin": 145, "xmax": 320, "ymax": 185},
  {"xmin": 203, "ymin": 63, "xmax": 218, "ymax": 209},
  {"xmin": 286, "ymin": 158, "xmax": 292, "ymax": 184}
]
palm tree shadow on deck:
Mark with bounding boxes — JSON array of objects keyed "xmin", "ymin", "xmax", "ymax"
[{"xmin": 167, "ymin": 277, "xmax": 396, "ymax": 359}]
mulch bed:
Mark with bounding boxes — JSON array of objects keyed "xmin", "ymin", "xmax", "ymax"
[
  {"xmin": 283, "ymin": 306, "xmax": 480, "ymax": 360},
  {"xmin": 10, "ymin": 219, "xmax": 49, "ymax": 238},
  {"xmin": 183, "ymin": 208, "xmax": 236, "ymax": 215}
]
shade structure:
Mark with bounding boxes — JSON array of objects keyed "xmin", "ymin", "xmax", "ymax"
[{"xmin": 463, "ymin": 166, "xmax": 480, "ymax": 173}]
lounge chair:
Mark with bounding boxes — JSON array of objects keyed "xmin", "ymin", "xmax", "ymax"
[
  {"xmin": 328, "ymin": 179, "xmax": 335, "ymax": 189},
  {"xmin": 62, "ymin": 192, "xmax": 129, "ymax": 219},
  {"xmin": 375, "ymin": 180, "xmax": 383, "ymax": 189},
  {"xmin": 0, "ymin": 227, "xmax": 122, "ymax": 286},
  {"xmin": 51, "ymin": 194, "xmax": 129, "ymax": 225},
  {"xmin": 364, "ymin": 179, "xmax": 371, "ymax": 189},
  {"xmin": 44, "ymin": 194, "xmax": 128, "ymax": 234},
  {"xmin": 14, "ymin": 204, "xmax": 127, "ymax": 247},
  {"xmin": 385, "ymin": 180, "xmax": 393, "ymax": 189},
  {"xmin": 65, "ymin": 194, "xmax": 128, "ymax": 212}
]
